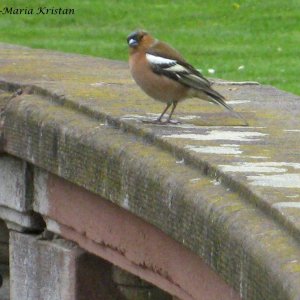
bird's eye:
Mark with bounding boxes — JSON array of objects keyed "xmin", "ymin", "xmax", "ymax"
[{"xmin": 140, "ymin": 33, "xmax": 147, "ymax": 40}]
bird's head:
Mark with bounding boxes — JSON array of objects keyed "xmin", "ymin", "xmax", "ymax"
[
  {"xmin": 127, "ymin": 30, "xmax": 148, "ymax": 48},
  {"xmin": 127, "ymin": 30, "xmax": 155, "ymax": 52}
]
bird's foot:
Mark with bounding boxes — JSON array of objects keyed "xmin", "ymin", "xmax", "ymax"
[
  {"xmin": 163, "ymin": 119, "xmax": 181, "ymax": 125},
  {"xmin": 142, "ymin": 119, "xmax": 181, "ymax": 125}
]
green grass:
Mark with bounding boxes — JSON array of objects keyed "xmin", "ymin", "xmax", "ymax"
[{"xmin": 1, "ymin": 0, "xmax": 300, "ymax": 95}]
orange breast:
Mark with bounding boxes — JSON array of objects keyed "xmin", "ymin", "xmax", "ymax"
[{"xmin": 129, "ymin": 52, "xmax": 188, "ymax": 103}]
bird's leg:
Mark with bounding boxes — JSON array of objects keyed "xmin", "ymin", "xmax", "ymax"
[
  {"xmin": 157, "ymin": 102, "xmax": 172, "ymax": 122},
  {"xmin": 142, "ymin": 102, "xmax": 172, "ymax": 124},
  {"xmin": 142, "ymin": 101, "xmax": 181, "ymax": 125},
  {"xmin": 164, "ymin": 101, "xmax": 181, "ymax": 124}
]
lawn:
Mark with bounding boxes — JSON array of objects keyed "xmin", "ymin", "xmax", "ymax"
[{"xmin": 0, "ymin": 0, "xmax": 299, "ymax": 95}]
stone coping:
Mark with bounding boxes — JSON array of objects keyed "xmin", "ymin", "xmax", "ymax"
[{"xmin": 0, "ymin": 43, "xmax": 300, "ymax": 299}]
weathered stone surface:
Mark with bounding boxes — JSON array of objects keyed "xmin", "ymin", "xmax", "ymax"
[
  {"xmin": 0, "ymin": 155, "xmax": 28, "ymax": 211},
  {"xmin": 0, "ymin": 155, "xmax": 44, "ymax": 230},
  {"xmin": 10, "ymin": 231, "xmax": 124, "ymax": 300},
  {"xmin": 10, "ymin": 231, "xmax": 79, "ymax": 300},
  {"xmin": 1, "ymin": 43, "xmax": 300, "ymax": 299}
]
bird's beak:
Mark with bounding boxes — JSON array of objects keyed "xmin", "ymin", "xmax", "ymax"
[{"xmin": 128, "ymin": 38, "xmax": 138, "ymax": 47}]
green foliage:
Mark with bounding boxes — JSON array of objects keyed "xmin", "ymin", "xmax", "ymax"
[{"xmin": 0, "ymin": 0, "xmax": 299, "ymax": 94}]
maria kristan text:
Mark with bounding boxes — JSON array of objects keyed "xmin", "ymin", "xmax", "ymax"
[{"xmin": 0, "ymin": 7, "xmax": 75, "ymax": 15}]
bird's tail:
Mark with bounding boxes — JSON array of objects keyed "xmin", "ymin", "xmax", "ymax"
[{"xmin": 205, "ymin": 89, "xmax": 249, "ymax": 126}]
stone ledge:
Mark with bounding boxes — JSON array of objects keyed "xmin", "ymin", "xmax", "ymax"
[
  {"xmin": 0, "ymin": 206, "xmax": 43, "ymax": 232},
  {"xmin": 0, "ymin": 43, "xmax": 300, "ymax": 299},
  {"xmin": 0, "ymin": 155, "xmax": 44, "ymax": 231}
]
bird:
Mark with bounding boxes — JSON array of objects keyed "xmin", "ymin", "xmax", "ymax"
[{"xmin": 127, "ymin": 30, "xmax": 248, "ymax": 125}]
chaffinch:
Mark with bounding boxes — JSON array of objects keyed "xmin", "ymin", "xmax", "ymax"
[{"xmin": 127, "ymin": 30, "xmax": 248, "ymax": 125}]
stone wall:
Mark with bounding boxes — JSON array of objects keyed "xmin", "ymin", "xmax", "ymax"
[{"xmin": 0, "ymin": 43, "xmax": 300, "ymax": 299}]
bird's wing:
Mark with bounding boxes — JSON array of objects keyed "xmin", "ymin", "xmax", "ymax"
[
  {"xmin": 146, "ymin": 39, "xmax": 226, "ymax": 99},
  {"xmin": 146, "ymin": 52, "xmax": 212, "ymax": 91}
]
